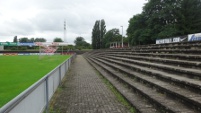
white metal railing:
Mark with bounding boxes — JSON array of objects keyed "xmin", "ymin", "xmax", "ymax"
[{"xmin": 0, "ymin": 54, "xmax": 76, "ymax": 113}]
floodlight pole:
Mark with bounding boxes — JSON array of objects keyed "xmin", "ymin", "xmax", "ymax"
[
  {"xmin": 63, "ymin": 20, "xmax": 67, "ymax": 55},
  {"xmin": 39, "ymin": 46, "xmax": 41, "ymax": 60},
  {"xmin": 62, "ymin": 46, "xmax": 63, "ymax": 55},
  {"xmin": 64, "ymin": 20, "xmax": 67, "ymax": 43},
  {"xmin": 121, "ymin": 26, "xmax": 123, "ymax": 48}
]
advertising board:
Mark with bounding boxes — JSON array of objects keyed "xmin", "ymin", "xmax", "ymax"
[
  {"xmin": 18, "ymin": 43, "xmax": 35, "ymax": 46},
  {"xmin": 0, "ymin": 42, "xmax": 17, "ymax": 46},
  {"xmin": 39, "ymin": 53, "xmax": 54, "ymax": 55},
  {"xmin": 18, "ymin": 53, "xmax": 30, "ymax": 55},
  {"xmin": 30, "ymin": 53, "xmax": 40, "ymax": 55},
  {"xmin": 156, "ymin": 35, "xmax": 188, "ymax": 44},
  {"xmin": 3, "ymin": 53, "xmax": 18, "ymax": 56},
  {"xmin": 58, "ymin": 42, "xmax": 68, "ymax": 46},
  {"xmin": 156, "ymin": 38, "xmax": 172, "ymax": 44},
  {"xmin": 35, "ymin": 42, "xmax": 67, "ymax": 46},
  {"xmin": 188, "ymin": 33, "xmax": 201, "ymax": 41}
]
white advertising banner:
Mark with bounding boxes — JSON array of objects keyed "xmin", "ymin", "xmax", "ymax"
[
  {"xmin": 58, "ymin": 42, "xmax": 68, "ymax": 46},
  {"xmin": 188, "ymin": 33, "xmax": 201, "ymax": 41},
  {"xmin": 156, "ymin": 36, "xmax": 188, "ymax": 44},
  {"xmin": 156, "ymin": 38, "xmax": 172, "ymax": 44},
  {"xmin": 35, "ymin": 42, "xmax": 67, "ymax": 46}
]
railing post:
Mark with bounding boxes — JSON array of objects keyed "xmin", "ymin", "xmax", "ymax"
[
  {"xmin": 70, "ymin": 57, "xmax": 71, "ymax": 66},
  {"xmin": 65, "ymin": 60, "xmax": 67, "ymax": 72},
  {"xmin": 68, "ymin": 59, "xmax": 70, "ymax": 69},
  {"xmin": 59, "ymin": 66, "xmax": 61, "ymax": 85},
  {"xmin": 45, "ymin": 77, "xmax": 49, "ymax": 113},
  {"xmin": 66, "ymin": 59, "xmax": 69, "ymax": 71}
]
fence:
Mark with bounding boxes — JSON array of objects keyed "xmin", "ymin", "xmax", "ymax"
[{"xmin": 0, "ymin": 54, "xmax": 76, "ymax": 113}]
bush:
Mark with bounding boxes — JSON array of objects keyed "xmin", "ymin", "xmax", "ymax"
[
  {"xmin": 19, "ymin": 46, "xmax": 27, "ymax": 50},
  {"xmin": 10, "ymin": 47, "xmax": 18, "ymax": 50}
]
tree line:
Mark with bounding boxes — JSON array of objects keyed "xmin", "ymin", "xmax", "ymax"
[
  {"xmin": 13, "ymin": 36, "xmax": 64, "ymax": 43},
  {"xmin": 127, "ymin": 0, "xmax": 201, "ymax": 46},
  {"xmin": 11, "ymin": 36, "xmax": 91, "ymax": 50}
]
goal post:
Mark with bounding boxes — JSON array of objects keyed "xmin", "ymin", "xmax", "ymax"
[{"xmin": 35, "ymin": 42, "xmax": 68, "ymax": 59}]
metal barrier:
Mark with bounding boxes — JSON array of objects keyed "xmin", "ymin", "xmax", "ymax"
[{"xmin": 0, "ymin": 54, "xmax": 76, "ymax": 113}]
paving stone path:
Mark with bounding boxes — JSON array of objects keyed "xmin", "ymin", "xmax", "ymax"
[{"xmin": 50, "ymin": 55, "xmax": 130, "ymax": 113}]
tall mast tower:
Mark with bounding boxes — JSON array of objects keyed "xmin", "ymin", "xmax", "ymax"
[{"xmin": 64, "ymin": 20, "xmax": 66, "ymax": 42}]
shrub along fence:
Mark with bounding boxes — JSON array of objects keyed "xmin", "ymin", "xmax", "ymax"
[{"xmin": 0, "ymin": 54, "xmax": 76, "ymax": 113}]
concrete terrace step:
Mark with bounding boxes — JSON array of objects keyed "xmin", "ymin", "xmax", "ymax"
[
  {"xmin": 88, "ymin": 57, "xmax": 199, "ymax": 113},
  {"xmin": 103, "ymin": 53, "xmax": 201, "ymax": 69},
  {"xmin": 86, "ymin": 58, "xmax": 160, "ymax": 113},
  {"xmin": 132, "ymin": 41, "xmax": 201, "ymax": 49},
  {"xmin": 132, "ymin": 44, "xmax": 201, "ymax": 50},
  {"xmin": 102, "ymin": 55, "xmax": 201, "ymax": 79},
  {"xmin": 85, "ymin": 41, "xmax": 201, "ymax": 113},
  {"xmin": 94, "ymin": 56, "xmax": 201, "ymax": 92},
  {"xmin": 131, "ymin": 49, "xmax": 201, "ymax": 54},
  {"xmin": 103, "ymin": 48, "xmax": 201, "ymax": 54},
  {"xmin": 91, "ymin": 57, "xmax": 201, "ymax": 111},
  {"xmin": 129, "ymin": 53, "xmax": 201, "ymax": 61},
  {"xmin": 93, "ymin": 51, "xmax": 201, "ymax": 61}
]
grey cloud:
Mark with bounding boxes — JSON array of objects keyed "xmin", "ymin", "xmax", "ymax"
[
  {"xmin": 0, "ymin": 0, "xmax": 148, "ymax": 43},
  {"xmin": 0, "ymin": 19, "xmax": 34, "ymax": 36}
]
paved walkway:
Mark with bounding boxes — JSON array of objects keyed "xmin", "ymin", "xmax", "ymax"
[{"xmin": 50, "ymin": 55, "xmax": 130, "ymax": 113}]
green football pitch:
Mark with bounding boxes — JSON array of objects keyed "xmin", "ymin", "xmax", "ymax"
[{"xmin": 0, "ymin": 55, "xmax": 71, "ymax": 107}]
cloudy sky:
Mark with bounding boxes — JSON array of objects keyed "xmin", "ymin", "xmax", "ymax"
[{"xmin": 0, "ymin": 0, "xmax": 148, "ymax": 44}]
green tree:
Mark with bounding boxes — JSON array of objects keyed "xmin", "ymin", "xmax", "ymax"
[
  {"xmin": 13, "ymin": 36, "xmax": 18, "ymax": 42},
  {"xmin": 127, "ymin": 0, "xmax": 201, "ymax": 46},
  {"xmin": 67, "ymin": 45, "xmax": 75, "ymax": 50},
  {"xmin": 19, "ymin": 37, "xmax": 29, "ymax": 42},
  {"xmin": 34, "ymin": 38, "xmax": 46, "ymax": 42},
  {"xmin": 142, "ymin": 0, "xmax": 179, "ymax": 40},
  {"xmin": 74, "ymin": 37, "xmax": 84, "ymax": 46},
  {"xmin": 74, "ymin": 36, "xmax": 91, "ymax": 49},
  {"xmin": 53, "ymin": 37, "xmax": 63, "ymax": 42},
  {"xmin": 92, "ymin": 20, "xmax": 99, "ymax": 49},
  {"xmin": 91, "ymin": 19, "xmax": 106, "ymax": 49},
  {"xmin": 177, "ymin": 0, "xmax": 201, "ymax": 35},
  {"xmin": 100, "ymin": 19, "xmax": 106, "ymax": 48},
  {"xmin": 30, "ymin": 38, "xmax": 35, "ymax": 42},
  {"xmin": 127, "ymin": 14, "xmax": 152, "ymax": 45},
  {"xmin": 103, "ymin": 28, "xmax": 121, "ymax": 48}
]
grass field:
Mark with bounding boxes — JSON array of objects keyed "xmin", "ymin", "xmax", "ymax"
[{"xmin": 0, "ymin": 55, "xmax": 71, "ymax": 107}]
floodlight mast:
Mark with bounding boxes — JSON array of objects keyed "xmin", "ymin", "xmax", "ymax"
[
  {"xmin": 121, "ymin": 26, "xmax": 123, "ymax": 48},
  {"xmin": 64, "ymin": 20, "xmax": 67, "ymax": 43},
  {"xmin": 63, "ymin": 20, "xmax": 67, "ymax": 55}
]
